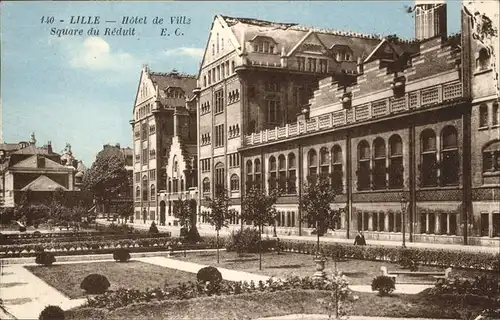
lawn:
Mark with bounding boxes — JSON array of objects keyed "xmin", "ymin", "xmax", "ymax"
[
  {"xmin": 26, "ymin": 261, "xmax": 196, "ymax": 299},
  {"xmin": 65, "ymin": 289, "xmax": 483, "ymax": 320},
  {"xmin": 171, "ymin": 251, "xmax": 497, "ymax": 285}
]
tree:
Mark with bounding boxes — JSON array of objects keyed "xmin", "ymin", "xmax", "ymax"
[
  {"xmin": 82, "ymin": 147, "xmax": 129, "ymax": 217},
  {"xmin": 172, "ymin": 196, "xmax": 198, "ymax": 242},
  {"xmin": 241, "ymin": 184, "xmax": 280, "ymax": 270},
  {"xmin": 116, "ymin": 201, "xmax": 133, "ymax": 224},
  {"xmin": 205, "ymin": 186, "xmax": 236, "ymax": 264},
  {"xmin": 300, "ymin": 176, "xmax": 340, "ymax": 259}
]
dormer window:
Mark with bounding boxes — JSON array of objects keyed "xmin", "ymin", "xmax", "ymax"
[{"xmin": 251, "ymin": 36, "xmax": 276, "ymax": 54}]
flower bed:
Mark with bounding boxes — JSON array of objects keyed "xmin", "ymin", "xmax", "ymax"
[
  {"xmin": 1, "ymin": 232, "xmax": 172, "ymax": 245},
  {"xmin": 86, "ymin": 274, "xmax": 350, "ymax": 310},
  {"xmin": 278, "ymin": 240, "xmax": 500, "ymax": 271},
  {"xmin": 0, "ymin": 236, "xmax": 220, "ymax": 258}
]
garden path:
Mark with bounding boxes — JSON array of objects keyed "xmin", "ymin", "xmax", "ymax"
[
  {"xmin": 254, "ymin": 314, "xmax": 455, "ymax": 320},
  {"xmin": 0, "ymin": 264, "xmax": 86, "ymax": 319}
]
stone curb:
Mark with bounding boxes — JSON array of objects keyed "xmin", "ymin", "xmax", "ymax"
[
  {"xmin": 253, "ymin": 315, "xmax": 457, "ymax": 320},
  {"xmin": 0, "ymin": 248, "xmax": 225, "ymax": 265}
]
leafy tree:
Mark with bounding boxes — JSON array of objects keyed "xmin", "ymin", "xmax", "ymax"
[
  {"xmin": 116, "ymin": 201, "xmax": 133, "ymax": 224},
  {"xmin": 205, "ymin": 186, "xmax": 236, "ymax": 263},
  {"xmin": 300, "ymin": 176, "xmax": 340, "ymax": 258},
  {"xmin": 241, "ymin": 184, "xmax": 280, "ymax": 270},
  {"xmin": 82, "ymin": 147, "xmax": 129, "ymax": 217},
  {"xmin": 173, "ymin": 196, "xmax": 198, "ymax": 241}
]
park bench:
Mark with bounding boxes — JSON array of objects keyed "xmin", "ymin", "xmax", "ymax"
[{"xmin": 380, "ymin": 266, "xmax": 452, "ymax": 284}]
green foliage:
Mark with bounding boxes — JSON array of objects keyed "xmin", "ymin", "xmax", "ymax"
[
  {"xmin": 399, "ymin": 248, "xmax": 419, "ymax": 271},
  {"xmin": 172, "ymin": 198, "xmax": 194, "ymax": 231},
  {"xmin": 432, "ymin": 275, "xmax": 500, "ymax": 297},
  {"xmin": 225, "ymin": 228, "xmax": 277, "ymax": 254},
  {"xmin": 197, "ymin": 266, "xmax": 223, "ymax": 285},
  {"xmin": 80, "ymin": 274, "xmax": 110, "ymax": 294},
  {"xmin": 100, "ymin": 223, "xmax": 135, "ymax": 234},
  {"xmin": 205, "ymin": 187, "xmax": 236, "ymax": 232},
  {"xmin": 35, "ymin": 251, "xmax": 56, "ymax": 266},
  {"xmin": 113, "ymin": 248, "xmax": 131, "ymax": 262},
  {"xmin": 300, "ymin": 176, "xmax": 340, "ymax": 236},
  {"xmin": 241, "ymin": 185, "xmax": 280, "ymax": 231},
  {"xmin": 317, "ymin": 271, "xmax": 358, "ymax": 319},
  {"xmin": 371, "ymin": 276, "xmax": 396, "ymax": 296},
  {"xmin": 82, "ymin": 147, "xmax": 129, "ymax": 203},
  {"xmin": 39, "ymin": 305, "xmax": 65, "ymax": 320},
  {"xmin": 148, "ymin": 221, "xmax": 159, "ymax": 234}
]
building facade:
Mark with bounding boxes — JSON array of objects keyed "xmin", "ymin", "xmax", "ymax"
[
  {"xmin": 0, "ymin": 134, "xmax": 87, "ymax": 207},
  {"xmin": 131, "ymin": 66, "xmax": 198, "ymax": 226},
  {"xmin": 195, "ymin": 1, "xmax": 499, "ymax": 246}
]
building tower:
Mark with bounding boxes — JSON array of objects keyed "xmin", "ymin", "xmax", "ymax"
[{"xmin": 415, "ymin": 0, "xmax": 447, "ymax": 40}]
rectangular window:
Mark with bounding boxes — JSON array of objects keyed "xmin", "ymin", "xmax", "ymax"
[
  {"xmin": 493, "ymin": 213, "xmax": 500, "ymax": 237},
  {"xmin": 493, "ymin": 103, "xmax": 499, "ymax": 126},
  {"xmin": 215, "ymin": 124, "xmax": 224, "ymax": 147},
  {"xmin": 319, "ymin": 59, "xmax": 328, "ymax": 73},
  {"xmin": 298, "ymin": 57, "xmax": 306, "ymax": 71},
  {"xmin": 267, "ymin": 99, "xmax": 282, "ymax": 124},
  {"xmin": 215, "ymin": 90, "xmax": 224, "ymax": 114},
  {"xmin": 480, "ymin": 104, "xmax": 489, "ymax": 128},
  {"xmin": 142, "ymin": 148, "xmax": 148, "ymax": 165},
  {"xmin": 149, "ymin": 169, "xmax": 156, "ymax": 181},
  {"xmin": 135, "ymin": 172, "xmax": 140, "ymax": 182},
  {"xmin": 481, "ymin": 213, "xmax": 489, "ymax": 236}
]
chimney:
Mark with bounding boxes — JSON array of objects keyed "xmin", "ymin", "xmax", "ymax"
[{"xmin": 47, "ymin": 141, "xmax": 53, "ymax": 154}]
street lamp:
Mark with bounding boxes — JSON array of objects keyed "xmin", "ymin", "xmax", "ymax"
[{"xmin": 400, "ymin": 193, "xmax": 408, "ymax": 248}]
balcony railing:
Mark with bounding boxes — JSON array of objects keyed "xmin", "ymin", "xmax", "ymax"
[{"xmin": 244, "ymin": 81, "xmax": 463, "ymax": 146}]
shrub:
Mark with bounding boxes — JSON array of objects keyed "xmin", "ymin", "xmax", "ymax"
[
  {"xmin": 80, "ymin": 274, "xmax": 110, "ymax": 294},
  {"xmin": 225, "ymin": 228, "xmax": 261, "ymax": 254},
  {"xmin": 149, "ymin": 221, "xmax": 159, "ymax": 234},
  {"xmin": 197, "ymin": 266, "xmax": 222, "ymax": 285},
  {"xmin": 371, "ymin": 276, "xmax": 395, "ymax": 296},
  {"xmin": 113, "ymin": 248, "xmax": 131, "ymax": 262},
  {"xmin": 19, "ymin": 226, "xmax": 27, "ymax": 232},
  {"xmin": 35, "ymin": 251, "xmax": 56, "ymax": 266},
  {"xmin": 39, "ymin": 305, "xmax": 65, "ymax": 320},
  {"xmin": 33, "ymin": 231, "xmax": 42, "ymax": 236},
  {"xmin": 184, "ymin": 226, "xmax": 201, "ymax": 244}
]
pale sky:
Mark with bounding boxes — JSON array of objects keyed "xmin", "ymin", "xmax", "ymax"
[{"xmin": 0, "ymin": 1, "xmax": 461, "ymax": 166}]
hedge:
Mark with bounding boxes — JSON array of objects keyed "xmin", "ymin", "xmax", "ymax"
[
  {"xmin": 277, "ymin": 241, "xmax": 500, "ymax": 271},
  {"xmin": 1, "ymin": 232, "xmax": 172, "ymax": 245}
]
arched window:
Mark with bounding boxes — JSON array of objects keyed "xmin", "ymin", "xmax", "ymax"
[
  {"xmin": 278, "ymin": 154, "xmax": 287, "ymax": 191},
  {"xmin": 142, "ymin": 176, "xmax": 148, "ymax": 201},
  {"xmin": 135, "ymin": 186, "xmax": 140, "ymax": 200},
  {"xmin": 477, "ymin": 47, "xmax": 491, "ymax": 71},
  {"xmin": 308, "ymin": 149, "xmax": 318, "ymax": 182},
  {"xmin": 480, "ymin": 103, "xmax": 489, "ymax": 128},
  {"xmin": 203, "ymin": 178, "xmax": 210, "ymax": 194},
  {"xmin": 373, "ymin": 138, "xmax": 386, "ymax": 190},
  {"xmin": 150, "ymin": 184, "xmax": 156, "ymax": 201},
  {"xmin": 357, "ymin": 140, "xmax": 371, "ymax": 190},
  {"xmin": 230, "ymin": 174, "xmax": 240, "ymax": 192},
  {"xmin": 441, "ymin": 126, "xmax": 459, "ymax": 186},
  {"xmin": 269, "ymin": 156, "xmax": 277, "ymax": 191},
  {"xmin": 483, "ymin": 140, "xmax": 500, "ymax": 173},
  {"xmin": 389, "ymin": 135, "xmax": 404, "ymax": 189},
  {"xmin": 254, "ymin": 159, "xmax": 262, "ymax": 189},
  {"xmin": 246, "ymin": 160, "xmax": 253, "ymax": 189},
  {"xmin": 215, "ymin": 162, "xmax": 225, "ymax": 193},
  {"xmin": 420, "ymin": 129, "xmax": 438, "ymax": 187},
  {"xmin": 287, "ymin": 153, "xmax": 297, "ymax": 194},
  {"xmin": 319, "ymin": 147, "xmax": 330, "ymax": 178},
  {"xmin": 331, "ymin": 145, "xmax": 343, "ymax": 193}
]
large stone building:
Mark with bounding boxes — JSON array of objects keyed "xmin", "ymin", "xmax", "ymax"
[
  {"xmin": 131, "ymin": 67, "xmax": 198, "ymax": 226},
  {"xmin": 194, "ymin": 0, "xmax": 499, "ymax": 246},
  {"xmin": 0, "ymin": 134, "xmax": 88, "ymax": 207}
]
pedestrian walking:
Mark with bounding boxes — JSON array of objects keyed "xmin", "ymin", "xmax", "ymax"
[{"xmin": 354, "ymin": 231, "xmax": 366, "ymax": 246}]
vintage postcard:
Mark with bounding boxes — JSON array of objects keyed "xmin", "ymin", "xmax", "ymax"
[{"xmin": 0, "ymin": 1, "xmax": 499, "ymax": 319}]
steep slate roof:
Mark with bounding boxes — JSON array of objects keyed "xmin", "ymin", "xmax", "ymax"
[
  {"xmin": 148, "ymin": 71, "xmax": 197, "ymax": 105},
  {"xmin": 220, "ymin": 15, "xmax": 384, "ymax": 61},
  {"xmin": 0, "ymin": 143, "xmax": 21, "ymax": 152},
  {"xmin": 21, "ymin": 175, "xmax": 68, "ymax": 191},
  {"xmin": 11, "ymin": 145, "xmax": 54, "ymax": 155},
  {"xmin": 11, "ymin": 155, "xmax": 71, "ymax": 170}
]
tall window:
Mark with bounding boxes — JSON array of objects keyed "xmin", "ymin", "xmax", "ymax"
[
  {"xmin": 269, "ymin": 156, "xmax": 277, "ymax": 191},
  {"xmin": 373, "ymin": 138, "xmax": 386, "ymax": 190},
  {"xmin": 215, "ymin": 90, "xmax": 224, "ymax": 114},
  {"xmin": 135, "ymin": 186, "xmax": 140, "ymax": 200},
  {"xmin": 480, "ymin": 104, "xmax": 489, "ymax": 128},
  {"xmin": 319, "ymin": 59, "xmax": 328, "ymax": 73},
  {"xmin": 420, "ymin": 129, "xmax": 438, "ymax": 187},
  {"xmin": 483, "ymin": 141, "xmax": 500, "ymax": 173},
  {"xmin": 141, "ymin": 123, "xmax": 148, "ymax": 140},
  {"xmin": 278, "ymin": 154, "xmax": 287, "ymax": 191},
  {"xmin": 298, "ymin": 57, "xmax": 306, "ymax": 71},
  {"xmin": 357, "ymin": 140, "xmax": 371, "ymax": 190},
  {"xmin": 267, "ymin": 99, "xmax": 282, "ymax": 125},
  {"xmin": 230, "ymin": 174, "xmax": 240, "ymax": 192},
  {"xmin": 215, "ymin": 162, "xmax": 225, "ymax": 191},
  {"xmin": 150, "ymin": 185, "xmax": 156, "ymax": 200},
  {"xmin": 203, "ymin": 178, "xmax": 210, "ymax": 193},
  {"xmin": 254, "ymin": 159, "xmax": 262, "ymax": 190},
  {"xmin": 246, "ymin": 160, "xmax": 253, "ymax": 189},
  {"xmin": 441, "ymin": 126, "xmax": 459, "ymax": 186},
  {"xmin": 320, "ymin": 147, "xmax": 330, "ymax": 178},
  {"xmin": 215, "ymin": 124, "xmax": 225, "ymax": 147},
  {"xmin": 331, "ymin": 145, "xmax": 343, "ymax": 193},
  {"xmin": 287, "ymin": 153, "xmax": 297, "ymax": 194},
  {"xmin": 493, "ymin": 103, "xmax": 499, "ymax": 126},
  {"xmin": 142, "ymin": 176, "xmax": 148, "ymax": 201},
  {"xmin": 308, "ymin": 149, "xmax": 318, "ymax": 183},
  {"xmin": 389, "ymin": 135, "xmax": 404, "ymax": 189}
]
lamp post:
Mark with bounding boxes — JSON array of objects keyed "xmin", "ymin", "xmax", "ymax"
[{"xmin": 400, "ymin": 193, "xmax": 408, "ymax": 248}]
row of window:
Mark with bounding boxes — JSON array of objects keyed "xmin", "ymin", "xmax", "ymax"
[
  {"xmin": 203, "ymin": 60, "xmax": 236, "ymax": 88},
  {"xmin": 135, "ymin": 170, "xmax": 156, "ymax": 182},
  {"xmin": 135, "ymin": 179, "xmax": 156, "ymax": 201},
  {"xmin": 199, "ymin": 210, "xmax": 241, "ymax": 225},
  {"xmin": 201, "ymin": 174, "xmax": 241, "ymax": 193},
  {"xmin": 201, "ymin": 133, "xmax": 211, "ymax": 145},
  {"xmin": 211, "ymin": 33, "xmax": 224, "ymax": 56},
  {"xmin": 201, "ymin": 102, "xmax": 211, "ymax": 115},
  {"xmin": 228, "ymin": 89, "xmax": 240, "ymax": 104},
  {"xmin": 228, "ymin": 153, "xmax": 240, "ymax": 168},
  {"xmin": 201, "ymin": 159, "xmax": 211, "ymax": 172},
  {"xmin": 479, "ymin": 102, "xmax": 499, "ymax": 128},
  {"xmin": 165, "ymin": 88, "xmax": 185, "ymax": 99},
  {"xmin": 228, "ymin": 124, "xmax": 240, "ymax": 138},
  {"xmin": 483, "ymin": 140, "xmax": 500, "ymax": 173},
  {"xmin": 135, "ymin": 103, "xmax": 152, "ymax": 121},
  {"xmin": 253, "ymin": 40, "xmax": 276, "ymax": 54},
  {"xmin": 297, "ymin": 57, "xmax": 328, "ymax": 73}
]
